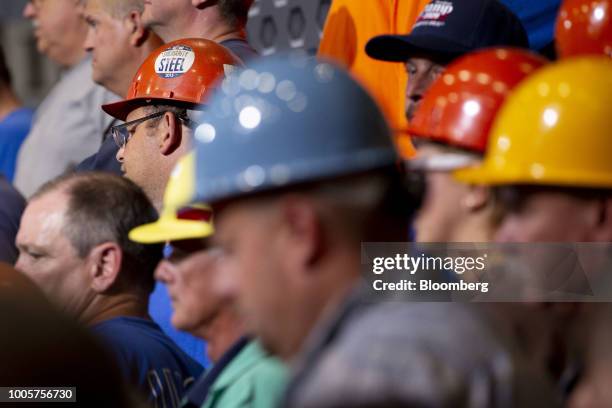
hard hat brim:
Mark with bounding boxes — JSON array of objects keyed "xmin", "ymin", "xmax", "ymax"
[
  {"xmin": 454, "ymin": 165, "xmax": 612, "ymax": 188},
  {"xmin": 453, "ymin": 165, "xmax": 513, "ymax": 185},
  {"xmin": 129, "ymin": 215, "xmax": 214, "ymax": 244},
  {"xmin": 102, "ymin": 97, "xmax": 200, "ymax": 121}
]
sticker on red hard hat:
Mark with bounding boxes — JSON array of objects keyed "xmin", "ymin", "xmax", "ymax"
[{"xmin": 155, "ymin": 45, "xmax": 196, "ymax": 79}]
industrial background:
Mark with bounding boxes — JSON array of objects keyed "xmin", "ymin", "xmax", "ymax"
[{"xmin": 0, "ymin": 0, "xmax": 331, "ymax": 107}]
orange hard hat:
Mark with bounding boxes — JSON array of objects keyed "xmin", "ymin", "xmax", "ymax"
[
  {"xmin": 556, "ymin": 0, "xmax": 612, "ymax": 59},
  {"xmin": 408, "ymin": 48, "xmax": 547, "ymax": 153},
  {"xmin": 103, "ymin": 38, "xmax": 242, "ymax": 120}
]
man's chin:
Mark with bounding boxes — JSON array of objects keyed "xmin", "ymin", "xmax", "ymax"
[
  {"xmin": 35, "ymin": 41, "xmax": 48, "ymax": 57},
  {"xmin": 171, "ymin": 314, "xmax": 199, "ymax": 335},
  {"xmin": 92, "ymin": 71, "xmax": 105, "ymax": 88}
]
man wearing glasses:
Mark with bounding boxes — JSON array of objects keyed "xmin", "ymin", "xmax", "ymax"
[
  {"xmin": 102, "ymin": 37, "xmax": 242, "ymax": 369},
  {"xmin": 102, "ymin": 37, "xmax": 241, "ymax": 212}
]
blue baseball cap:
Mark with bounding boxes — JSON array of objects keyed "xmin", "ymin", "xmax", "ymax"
[{"xmin": 366, "ymin": 0, "xmax": 529, "ymax": 63}]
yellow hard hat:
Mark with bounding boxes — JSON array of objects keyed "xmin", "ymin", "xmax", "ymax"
[
  {"xmin": 129, "ymin": 151, "xmax": 214, "ymax": 244},
  {"xmin": 454, "ymin": 56, "xmax": 612, "ymax": 188}
]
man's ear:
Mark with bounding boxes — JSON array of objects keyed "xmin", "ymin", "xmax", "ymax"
[
  {"xmin": 461, "ymin": 184, "xmax": 492, "ymax": 213},
  {"xmin": 88, "ymin": 242, "xmax": 122, "ymax": 293},
  {"xmin": 279, "ymin": 195, "xmax": 323, "ymax": 271},
  {"xmin": 126, "ymin": 10, "xmax": 149, "ymax": 47},
  {"xmin": 591, "ymin": 196, "xmax": 612, "ymax": 241},
  {"xmin": 158, "ymin": 112, "xmax": 182, "ymax": 156}
]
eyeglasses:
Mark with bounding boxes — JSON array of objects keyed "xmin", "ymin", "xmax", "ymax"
[
  {"xmin": 111, "ymin": 110, "xmax": 198, "ymax": 149},
  {"xmin": 111, "ymin": 111, "xmax": 166, "ymax": 149}
]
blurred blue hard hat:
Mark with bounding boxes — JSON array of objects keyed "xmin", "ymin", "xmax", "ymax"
[{"xmin": 191, "ymin": 55, "xmax": 399, "ymax": 205}]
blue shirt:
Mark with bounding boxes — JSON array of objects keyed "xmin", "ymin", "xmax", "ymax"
[
  {"xmin": 75, "ymin": 133, "xmax": 121, "ymax": 174},
  {"xmin": 91, "ymin": 316, "xmax": 204, "ymax": 407},
  {"xmin": 501, "ymin": 0, "xmax": 561, "ymax": 50},
  {"xmin": 0, "ymin": 108, "xmax": 33, "ymax": 182}
]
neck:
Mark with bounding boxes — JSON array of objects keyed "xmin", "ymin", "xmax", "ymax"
[
  {"xmin": 0, "ymin": 86, "xmax": 21, "ymax": 121},
  {"xmin": 159, "ymin": 6, "xmax": 245, "ymax": 43},
  {"xmin": 113, "ymin": 35, "xmax": 164, "ymax": 97},
  {"xmin": 81, "ymin": 293, "xmax": 149, "ymax": 326},
  {"xmin": 60, "ymin": 49, "xmax": 87, "ymax": 70},
  {"xmin": 198, "ymin": 307, "xmax": 245, "ymax": 363},
  {"xmin": 284, "ymin": 247, "xmax": 361, "ymax": 364}
]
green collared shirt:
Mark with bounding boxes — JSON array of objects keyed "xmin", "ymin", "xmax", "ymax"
[{"xmin": 200, "ymin": 341, "xmax": 287, "ymax": 408}]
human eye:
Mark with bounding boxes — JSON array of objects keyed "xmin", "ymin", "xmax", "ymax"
[
  {"xmin": 85, "ymin": 16, "xmax": 97, "ymax": 28},
  {"xmin": 406, "ymin": 63, "xmax": 417, "ymax": 76},
  {"xmin": 21, "ymin": 247, "xmax": 44, "ymax": 261}
]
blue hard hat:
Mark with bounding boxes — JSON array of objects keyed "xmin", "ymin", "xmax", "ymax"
[{"xmin": 191, "ymin": 55, "xmax": 399, "ymax": 205}]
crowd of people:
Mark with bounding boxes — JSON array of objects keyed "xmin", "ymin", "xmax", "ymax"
[{"xmin": 0, "ymin": 0, "xmax": 610, "ymax": 407}]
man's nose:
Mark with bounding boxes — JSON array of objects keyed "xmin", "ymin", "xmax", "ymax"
[{"xmin": 154, "ymin": 259, "xmax": 175, "ymax": 284}]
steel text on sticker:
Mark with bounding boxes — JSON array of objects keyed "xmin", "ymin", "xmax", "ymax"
[{"xmin": 155, "ymin": 45, "xmax": 196, "ymax": 79}]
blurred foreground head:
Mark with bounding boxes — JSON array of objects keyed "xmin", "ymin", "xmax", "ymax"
[
  {"xmin": 407, "ymin": 47, "xmax": 547, "ymax": 242},
  {"xmin": 23, "ymin": 0, "xmax": 88, "ymax": 67},
  {"xmin": 366, "ymin": 0, "xmax": 529, "ymax": 122},
  {"xmin": 556, "ymin": 0, "xmax": 612, "ymax": 59},
  {"xmin": 454, "ymin": 56, "xmax": 612, "ymax": 242},
  {"xmin": 188, "ymin": 55, "xmax": 421, "ymax": 360},
  {"xmin": 0, "ymin": 263, "xmax": 136, "ymax": 406}
]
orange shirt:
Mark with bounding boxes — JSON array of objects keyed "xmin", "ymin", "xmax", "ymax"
[{"xmin": 318, "ymin": 0, "xmax": 430, "ymax": 158}]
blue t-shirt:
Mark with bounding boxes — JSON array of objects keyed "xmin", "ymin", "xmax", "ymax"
[
  {"xmin": 0, "ymin": 108, "xmax": 33, "ymax": 182},
  {"xmin": 91, "ymin": 316, "xmax": 204, "ymax": 407}
]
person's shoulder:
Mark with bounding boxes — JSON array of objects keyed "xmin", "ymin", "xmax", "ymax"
[
  {"xmin": 92, "ymin": 317, "xmax": 174, "ymax": 353},
  {"xmin": 93, "ymin": 317, "xmax": 203, "ymax": 374},
  {"xmin": 0, "ymin": 177, "xmax": 25, "ymax": 214},
  {"xmin": 0, "ymin": 108, "xmax": 34, "ymax": 127},
  {"xmin": 333, "ymin": 302, "xmax": 509, "ymax": 371},
  {"xmin": 242, "ymin": 343, "xmax": 287, "ymax": 388},
  {"xmin": 220, "ymin": 39, "xmax": 259, "ymax": 64},
  {"xmin": 57, "ymin": 58, "xmax": 118, "ymax": 104},
  {"xmin": 208, "ymin": 342, "xmax": 287, "ymax": 408},
  {"xmin": 290, "ymin": 302, "xmax": 560, "ymax": 408}
]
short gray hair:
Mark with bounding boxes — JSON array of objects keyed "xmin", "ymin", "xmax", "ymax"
[
  {"xmin": 31, "ymin": 172, "xmax": 162, "ymax": 294},
  {"xmin": 80, "ymin": 0, "xmax": 144, "ymax": 19}
]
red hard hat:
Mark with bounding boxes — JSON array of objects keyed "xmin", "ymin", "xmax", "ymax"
[
  {"xmin": 556, "ymin": 0, "xmax": 612, "ymax": 58},
  {"xmin": 408, "ymin": 48, "xmax": 547, "ymax": 153},
  {"xmin": 103, "ymin": 38, "xmax": 242, "ymax": 120}
]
